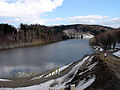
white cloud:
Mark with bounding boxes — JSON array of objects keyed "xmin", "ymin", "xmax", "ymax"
[
  {"xmin": 48, "ymin": 15, "xmax": 120, "ymax": 28},
  {"xmin": 99, "ymin": 17, "xmax": 120, "ymax": 28},
  {"xmin": 67, "ymin": 15, "xmax": 108, "ymax": 24},
  {"xmin": 0, "ymin": 0, "xmax": 64, "ymax": 24},
  {"xmin": 0, "ymin": 0, "xmax": 120, "ymax": 28},
  {"xmin": 3, "ymin": 17, "xmax": 48, "ymax": 25}
]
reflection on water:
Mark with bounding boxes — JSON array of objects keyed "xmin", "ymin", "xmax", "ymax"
[
  {"xmin": 0, "ymin": 39, "xmax": 93, "ymax": 78},
  {"xmin": 0, "ymin": 62, "xmax": 56, "ymax": 78}
]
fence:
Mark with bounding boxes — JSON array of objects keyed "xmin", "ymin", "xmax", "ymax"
[{"xmin": 31, "ymin": 66, "xmax": 60, "ymax": 80}]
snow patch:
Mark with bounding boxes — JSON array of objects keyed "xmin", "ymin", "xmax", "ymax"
[
  {"xmin": 89, "ymin": 56, "xmax": 94, "ymax": 62},
  {"xmin": 113, "ymin": 50, "xmax": 120, "ymax": 58},
  {"xmin": 31, "ymin": 64, "xmax": 70, "ymax": 80},
  {"xmin": 51, "ymin": 56, "xmax": 90, "ymax": 89},
  {"xmin": 83, "ymin": 34, "xmax": 94, "ymax": 39},
  {"xmin": 79, "ymin": 60, "xmax": 98, "ymax": 76},
  {"xmin": 99, "ymin": 48, "xmax": 103, "ymax": 52},
  {"xmin": 76, "ymin": 75, "xmax": 96, "ymax": 90},
  {"xmin": 0, "ymin": 80, "xmax": 54, "ymax": 90},
  {"xmin": 88, "ymin": 62, "xmax": 98, "ymax": 70},
  {"xmin": 0, "ymin": 79, "xmax": 11, "ymax": 81}
]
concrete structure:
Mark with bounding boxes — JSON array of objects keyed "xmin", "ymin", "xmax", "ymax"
[{"xmin": 63, "ymin": 29, "xmax": 88, "ymax": 39}]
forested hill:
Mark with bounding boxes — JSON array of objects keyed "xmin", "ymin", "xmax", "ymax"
[
  {"xmin": 91, "ymin": 28, "xmax": 120, "ymax": 51},
  {"xmin": 0, "ymin": 24, "xmax": 67, "ymax": 50},
  {"xmin": 0, "ymin": 23, "xmax": 114, "ymax": 50},
  {"xmin": 52, "ymin": 24, "xmax": 114, "ymax": 35}
]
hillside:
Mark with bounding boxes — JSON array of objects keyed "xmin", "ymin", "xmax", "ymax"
[
  {"xmin": 0, "ymin": 24, "xmax": 114, "ymax": 50},
  {"xmin": 90, "ymin": 29, "xmax": 120, "ymax": 51},
  {"xmin": 52, "ymin": 24, "xmax": 114, "ymax": 35},
  {"xmin": 0, "ymin": 24, "xmax": 67, "ymax": 50}
]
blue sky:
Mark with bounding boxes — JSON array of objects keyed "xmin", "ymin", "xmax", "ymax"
[
  {"xmin": 46, "ymin": 0, "xmax": 120, "ymax": 18},
  {"xmin": 0, "ymin": 0, "xmax": 120, "ymax": 28}
]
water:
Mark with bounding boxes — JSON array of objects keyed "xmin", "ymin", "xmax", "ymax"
[{"xmin": 0, "ymin": 39, "xmax": 93, "ymax": 78}]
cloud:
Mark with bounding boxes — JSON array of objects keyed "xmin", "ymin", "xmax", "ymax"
[
  {"xmin": 0, "ymin": 0, "xmax": 120, "ymax": 28},
  {"xmin": 3, "ymin": 17, "xmax": 48, "ymax": 25},
  {"xmin": 67, "ymin": 15, "xmax": 108, "ymax": 24},
  {"xmin": 0, "ymin": 0, "xmax": 64, "ymax": 24},
  {"xmin": 49, "ymin": 15, "xmax": 108, "ymax": 24},
  {"xmin": 99, "ymin": 17, "xmax": 120, "ymax": 28},
  {"xmin": 48, "ymin": 15, "xmax": 120, "ymax": 28}
]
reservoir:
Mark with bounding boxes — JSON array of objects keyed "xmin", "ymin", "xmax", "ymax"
[{"xmin": 0, "ymin": 39, "xmax": 94, "ymax": 78}]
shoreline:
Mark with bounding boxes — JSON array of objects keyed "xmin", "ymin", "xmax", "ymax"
[
  {"xmin": 0, "ymin": 54, "xmax": 92, "ymax": 88},
  {"xmin": 0, "ymin": 39, "xmax": 68, "ymax": 51},
  {"xmin": 0, "ymin": 38, "xmax": 94, "ymax": 88}
]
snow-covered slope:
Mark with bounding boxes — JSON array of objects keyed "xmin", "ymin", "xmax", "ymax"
[
  {"xmin": 113, "ymin": 50, "xmax": 120, "ymax": 58},
  {"xmin": 83, "ymin": 34, "xmax": 94, "ymax": 39}
]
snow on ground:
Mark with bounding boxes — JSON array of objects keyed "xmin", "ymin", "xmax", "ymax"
[
  {"xmin": 45, "ymin": 64, "xmax": 70, "ymax": 77},
  {"xmin": 79, "ymin": 57, "xmax": 98, "ymax": 76},
  {"xmin": 0, "ymin": 56, "xmax": 90, "ymax": 90},
  {"xmin": 88, "ymin": 62, "xmax": 98, "ymax": 70},
  {"xmin": 0, "ymin": 79, "xmax": 11, "ymax": 81},
  {"xmin": 31, "ymin": 64, "xmax": 70, "ymax": 80},
  {"xmin": 87, "ymin": 56, "xmax": 94, "ymax": 65},
  {"xmin": 113, "ymin": 50, "xmax": 120, "ymax": 58},
  {"xmin": 99, "ymin": 48, "xmax": 103, "ymax": 52},
  {"xmin": 93, "ymin": 46, "xmax": 100, "ymax": 51},
  {"xmin": 111, "ymin": 43, "xmax": 120, "ymax": 49},
  {"xmin": 51, "ymin": 56, "xmax": 90, "ymax": 90},
  {"xmin": 83, "ymin": 34, "xmax": 94, "ymax": 39},
  {"xmin": 93, "ymin": 46, "xmax": 104, "ymax": 52},
  {"xmin": 115, "ymin": 44, "xmax": 120, "ymax": 49},
  {"xmin": 76, "ymin": 75, "xmax": 96, "ymax": 90},
  {"xmin": 0, "ymin": 80, "xmax": 54, "ymax": 90}
]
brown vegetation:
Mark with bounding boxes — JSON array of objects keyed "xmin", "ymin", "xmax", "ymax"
[
  {"xmin": 0, "ymin": 23, "xmax": 114, "ymax": 50},
  {"xmin": 91, "ymin": 29, "xmax": 120, "ymax": 50},
  {"xmin": 0, "ymin": 24, "xmax": 68, "ymax": 50}
]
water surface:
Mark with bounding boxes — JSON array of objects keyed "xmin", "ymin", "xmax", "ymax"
[{"xmin": 0, "ymin": 39, "xmax": 93, "ymax": 78}]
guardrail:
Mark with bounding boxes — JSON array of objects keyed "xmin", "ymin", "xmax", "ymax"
[
  {"xmin": 30, "ymin": 66, "xmax": 60, "ymax": 80},
  {"xmin": 15, "ymin": 66, "xmax": 60, "ymax": 79}
]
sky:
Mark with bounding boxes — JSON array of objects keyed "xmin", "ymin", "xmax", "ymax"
[{"xmin": 0, "ymin": 0, "xmax": 120, "ymax": 28}]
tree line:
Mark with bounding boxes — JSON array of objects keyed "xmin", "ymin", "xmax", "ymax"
[
  {"xmin": 91, "ymin": 29, "xmax": 120, "ymax": 50},
  {"xmin": 0, "ymin": 23, "xmax": 114, "ymax": 50},
  {"xmin": 0, "ymin": 24, "xmax": 68, "ymax": 50},
  {"xmin": 52, "ymin": 24, "xmax": 113, "ymax": 35}
]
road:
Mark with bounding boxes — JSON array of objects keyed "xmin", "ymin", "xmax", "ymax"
[{"xmin": 99, "ymin": 52, "xmax": 120, "ymax": 79}]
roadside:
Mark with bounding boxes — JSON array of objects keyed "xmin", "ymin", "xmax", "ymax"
[
  {"xmin": 66, "ymin": 52, "xmax": 120, "ymax": 90},
  {"xmin": 99, "ymin": 52, "xmax": 120, "ymax": 79}
]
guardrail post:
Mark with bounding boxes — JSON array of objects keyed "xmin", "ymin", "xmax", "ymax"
[
  {"xmin": 71, "ymin": 84, "xmax": 75, "ymax": 90},
  {"xmin": 51, "ymin": 70, "xmax": 52, "ymax": 76},
  {"xmin": 57, "ymin": 66, "xmax": 60, "ymax": 74},
  {"xmin": 55, "ymin": 68, "xmax": 57, "ymax": 75},
  {"xmin": 61, "ymin": 88, "xmax": 64, "ymax": 90}
]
